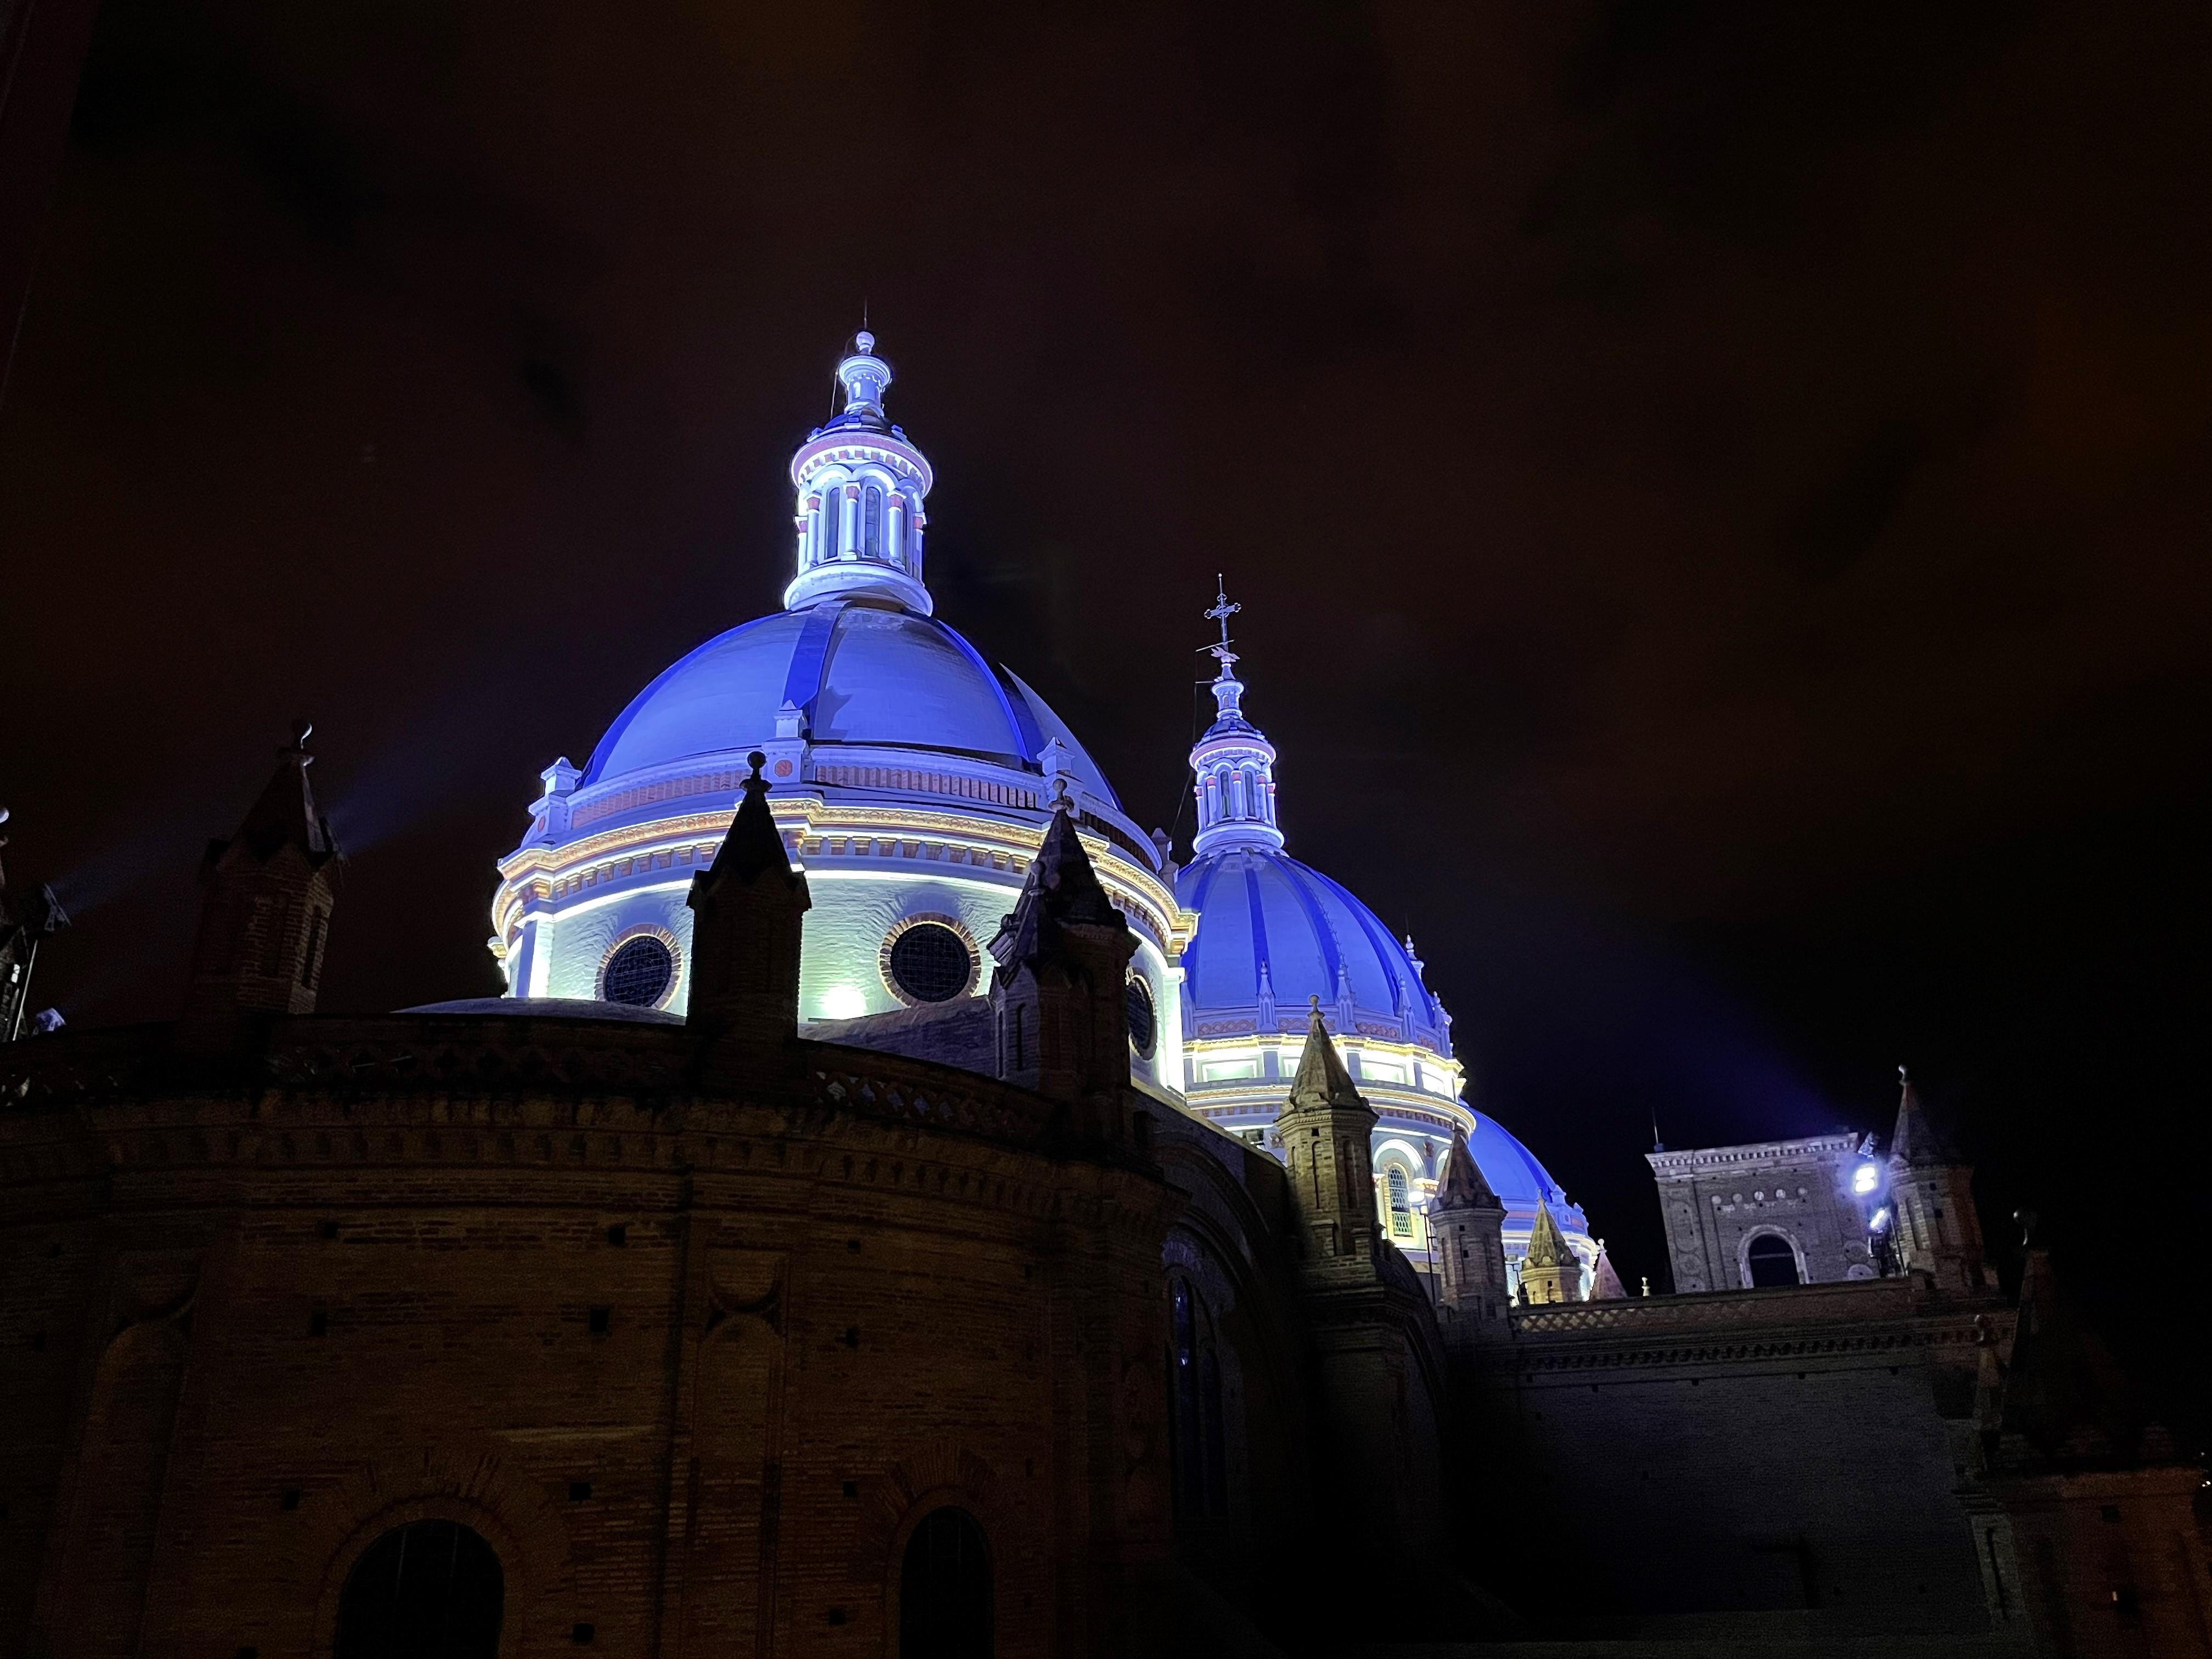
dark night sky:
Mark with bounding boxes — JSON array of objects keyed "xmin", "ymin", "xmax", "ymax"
[{"xmin": 4, "ymin": 3, "xmax": 2208, "ymax": 1425}]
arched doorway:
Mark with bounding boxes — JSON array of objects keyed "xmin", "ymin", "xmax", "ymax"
[
  {"xmin": 1746, "ymin": 1232, "xmax": 1802, "ymax": 1288},
  {"xmin": 335, "ymin": 1520, "xmax": 504, "ymax": 1659},
  {"xmin": 899, "ymin": 1505, "xmax": 991, "ymax": 1658}
]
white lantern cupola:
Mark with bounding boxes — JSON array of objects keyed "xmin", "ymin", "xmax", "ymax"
[
  {"xmin": 784, "ymin": 331, "xmax": 937, "ymax": 616},
  {"xmin": 1189, "ymin": 581, "xmax": 1285, "ymax": 855}
]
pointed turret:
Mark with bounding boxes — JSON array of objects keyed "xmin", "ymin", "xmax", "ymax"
[
  {"xmin": 1588, "ymin": 1244, "xmax": 1628, "ymax": 1302},
  {"xmin": 1518, "ymin": 1199, "xmax": 1583, "ymax": 1306},
  {"xmin": 179, "ymin": 723, "xmax": 342, "ymax": 1045},
  {"xmin": 685, "ymin": 752, "xmax": 811, "ymax": 1043},
  {"xmin": 1884, "ymin": 1067, "xmax": 1989, "ymax": 1294},
  {"xmin": 1276, "ymin": 998, "xmax": 1382, "ymax": 1271},
  {"xmin": 1431, "ymin": 1128, "xmax": 1510, "ymax": 1340},
  {"xmin": 988, "ymin": 787, "xmax": 1136, "ymax": 1137},
  {"xmin": 1889, "ymin": 1066, "xmax": 1957, "ymax": 1166}
]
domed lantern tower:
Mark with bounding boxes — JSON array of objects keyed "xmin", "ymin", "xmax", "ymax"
[
  {"xmin": 1172, "ymin": 586, "xmax": 1594, "ymax": 1289},
  {"xmin": 486, "ymin": 336, "xmax": 1194, "ymax": 1096},
  {"xmin": 783, "ymin": 333, "xmax": 935, "ymax": 616}
]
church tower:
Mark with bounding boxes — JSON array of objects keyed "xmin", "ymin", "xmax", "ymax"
[
  {"xmin": 685, "ymin": 752, "xmax": 811, "ymax": 1044},
  {"xmin": 179, "ymin": 723, "xmax": 341, "ymax": 1045},
  {"xmin": 1886, "ymin": 1068, "xmax": 1990, "ymax": 1294},
  {"xmin": 1431, "ymin": 1127, "xmax": 1511, "ymax": 1340},
  {"xmin": 1276, "ymin": 1000, "xmax": 1382, "ymax": 1272},
  {"xmin": 1518, "ymin": 1199, "xmax": 1583, "ymax": 1306}
]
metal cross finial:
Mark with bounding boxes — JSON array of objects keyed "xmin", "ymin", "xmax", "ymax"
[
  {"xmin": 1203, "ymin": 577, "xmax": 1242, "ymax": 676},
  {"xmin": 1205, "ymin": 576, "xmax": 1241, "ymax": 646}
]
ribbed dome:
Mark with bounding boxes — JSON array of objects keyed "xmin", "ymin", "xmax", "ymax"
[
  {"xmin": 1175, "ymin": 847, "xmax": 1438, "ymax": 1042},
  {"xmin": 582, "ymin": 599, "xmax": 1118, "ymax": 803}
]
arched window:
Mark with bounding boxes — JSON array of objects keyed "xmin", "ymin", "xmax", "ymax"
[
  {"xmin": 1165, "ymin": 1276, "xmax": 1228, "ymax": 1518},
  {"xmin": 1746, "ymin": 1232, "xmax": 1801, "ymax": 1288},
  {"xmin": 864, "ymin": 483, "xmax": 884, "ymax": 558},
  {"xmin": 335, "ymin": 1520, "xmax": 503, "ymax": 1659},
  {"xmin": 899, "ymin": 1506, "xmax": 991, "ymax": 1658},
  {"xmin": 1386, "ymin": 1164, "xmax": 1414, "ymax": 1237},
  {"xmin": 820, "ymin": 486, "xmax": 842, "ymax": 559}
]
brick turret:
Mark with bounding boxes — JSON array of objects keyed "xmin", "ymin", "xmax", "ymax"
[
  {"xmin": 1518, "ymin": 1199, "xmax": 1582, "ymax": 1305},
  {"xmin": 1886, "ymin": 1068, "xmax": 1989, "ymax": 1294},
  {"xmin": 685, "ymin": 751, "xmax": 810, "ymax": 1044},
  {"xmin": 179, "ymin": 723, "xmax": 341, "ymax": 1047},
  {"xmin": 1276, "ymin": 998, "xmax": 1381, "ymax": 1273},
  {"xmin": 1431, "ymin": 1127, "xmax": 1510, "ymax": 1340},
  {"xmin": 987, "ymin": 786, "xmax": 1135, "ymax": 1139}
]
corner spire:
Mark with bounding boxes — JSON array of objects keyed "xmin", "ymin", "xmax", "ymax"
[
  {"xmin": 786, "ymin": 332, "xmax": 935, "ymax": 616},
  {"xmin": 1589, "ymin": 1243, "xmax": 1628, "ymax": 1301},
  {"xmin": 1889, "ymin": 1065, "xmax": 1957, "ymax": 1167},
  {"xmin": 1188, "ymin": 579, "xmax": 1284, "ymax": 855},
  {"xmin": 987, "ymin": 787, "xmax": 1137, "ymax": 1126},
  {"xmin": 1524, "ymin": 1199, "xmax": 1575, "ymax": 1268},
  {"xmin": 1286, "ymin": 997, "xmax": 1362, "ymax": 1113},
  {"xmin": 179, "ymin": 721, "xmax": 343, "ymax": 1043},
  {"xmin": 1518, "ymin": 1198, "xmax": 1583, "ymax": 1305},
  {"xmin": 686, "ymin": 752, "xmax": 811, "ymax": 1042},
  {"xmin": 1434, "ymin": 1127, "xmax": 1499, "ymax": 1209}
]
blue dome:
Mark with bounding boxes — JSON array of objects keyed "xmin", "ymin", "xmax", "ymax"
[
  {"xmin": 1466, "ymin": 1114, "xmax": 1582, "ymax": 1220},
  {"xmin": 1176, "ymin": 844, "xmax": 1582, "ymax": 1223},
  {"xmin": 1175, "ymin": 847, "xmax": 1438, "ymax": 1039},
  {"xmin": 583, "ymin": 599, "xmax": 1119, "ymax": 803}
]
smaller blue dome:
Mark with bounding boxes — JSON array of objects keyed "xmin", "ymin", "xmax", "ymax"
[
  {"xmin": 1175, "ymin": 847, "xmax": 1438, "ymax": 1041},
  {"xmin": 1467, "ymin": 1114, "xmax": 1584, "ymax": 1224}
]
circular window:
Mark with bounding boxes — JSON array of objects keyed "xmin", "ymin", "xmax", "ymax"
[
  {"xmin": 602, "ymin": 936, "xmax": 675, "ymax": 1007},
  {"xmin": 1125, "ymin": 973, "xmax": 1156, "ymax": 1058},
  {"xmin": 886, "ymin": 922, "xmax": 974, "ymax": 1004}
]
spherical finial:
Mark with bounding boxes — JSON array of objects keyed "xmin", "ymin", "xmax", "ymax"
[
  {"xmin": 747, "ymin": 750, "xmax": 768, "ymax": 777},
  {"xmin": 855, "ymin": 330, "xmax": 874, "ymax": 354}
]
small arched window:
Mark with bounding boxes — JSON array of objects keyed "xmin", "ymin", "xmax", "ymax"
[
  {"xmin": 899, "ymin": 1505, "xmax": 991, "ymax": 1658},
  {"xmin": 335, "ymin": 1520, "xmax": 503, "ymax": 1659},
  {"xmin": 1746, "ymin": 1232, "xmax": 1800, "ymax": 1288},
  {"xmin": 820, "ymin": 486, "xmax": 843, "ymax": 559},
  {"xmin": 1386, "ymin": 1165, "xmax": 1414, "ymax": 1237},
  {"xmin": 864, "ymin": 483, "xmax": 884, "ymax": 558}
]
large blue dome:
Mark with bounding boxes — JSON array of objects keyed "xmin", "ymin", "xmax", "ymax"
[{"xmin": 583, "ymin": 599, "xmax": 1119, "ymax": 804}]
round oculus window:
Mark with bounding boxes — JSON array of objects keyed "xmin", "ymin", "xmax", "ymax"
[
  {"xmin": 1125, "ymin": 973, "xmax": 1157, "ymax": 1058},
  {"xmin": 887, "ymin": 922, "xmax": 973, "ymax": 1004},
  {"xmin": 602, "ymin": 936, "xmax": 675, "ymax": 1007}
]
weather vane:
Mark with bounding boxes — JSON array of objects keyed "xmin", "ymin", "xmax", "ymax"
[{"xmin": 1203, "ymin": 576, "xmax": 1241, "ymax": 677}]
